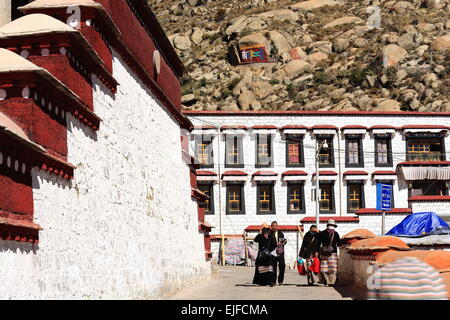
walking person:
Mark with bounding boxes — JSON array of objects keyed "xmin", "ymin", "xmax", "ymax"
[
  {"xmin": 253, "ymin": 223, "xmax": 276, "ymax": 287},
  {"xmin": 270, "ymin": 221, "xmax": 287, "ymax": 286},
  {"xmin": 299, "ymin": 225, "xmax": 321, "ymax": 285},
  {"xmin": 318, "ymin": 220, "xmax": 341, "ymax": 287}
]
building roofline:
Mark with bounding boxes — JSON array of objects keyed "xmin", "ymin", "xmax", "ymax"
[{"xmin": 183, "ymin": 110, "xmax": 450, "ymax": 117}]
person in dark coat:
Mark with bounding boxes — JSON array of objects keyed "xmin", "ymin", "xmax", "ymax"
[
  {"xmin": 318, "ymin": 219, "xmax": 341, "ymax": 286},
  {"xmin": 270, "ymin": 221, "xmax": 287, "ymax": 285},
  {"xmin": 253, "ymin": 223, "xmax": 276, "ymax": 286},
  {"xmin": 299, "ymin": 225, "xmax": 321, "ymax": 285}
]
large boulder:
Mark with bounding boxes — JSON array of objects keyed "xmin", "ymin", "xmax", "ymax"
[
  {"xmin": 267, "ymin": 31, "xmax": 292, "ymax": 54},
  {"xmin": 373, "ymin": 99, "xmax": 402, "ymax": 111},
  {"xmin": 237, "ymin": 88, "xmax": 257, "ymax": 111},
  {"xmin": 382, "ymin": 44, "xmax": 407, "ymax": 67},
  {"xmin": 282, "ymin": 60, "xmax": 313, "ymax": 79},
  {"xmin": 256, "ymin": 9, "xmax": 299, "ymax": 22},
  {"xmin": 307, "ymin": 41, "xmax": 333, "ymax": 54},
  {"xmin": 289, "ymin": 47, "xmax": 308, "ymax": 60},
  {"xmin": 239, "ymin": 32, "xmax": 269, "ymax": 47},
  {"xmin": 431, "ymin": 34, "xmax": 450, "ymax": 51},
  {"xmin": 173, "ymin": 34, "xmax": 192, "ymax": 51},
  {"xmin": 306, "ymin": 51, "xmax": 328, "ymax": 66},
  {"xmin": 391, "ymin": 1, "xmax": 415, "ymax": 14},
  {"xmin": 323, "ymin": 16, "xmax": 364, "ymax": 29},
  {"xmin": 226, "ymin": 16, "xmax": 267, "ymax": 36},
  {"xmin": 290, "ymin": 0, "xmax": 340, "ymax": 11},
  {"xmin": 190, "ymin": 28, "xmax": 204, "ymax": 45},
  {"xmin": 252, "ymin": 81, "xmax": 274, "ymax": 100}
]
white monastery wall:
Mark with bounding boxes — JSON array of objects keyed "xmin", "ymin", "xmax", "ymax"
[{"xmin": 0, "ymin": 51, "xmax": 210, "ymax": 299}]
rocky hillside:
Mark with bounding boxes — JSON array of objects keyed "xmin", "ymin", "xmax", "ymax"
[{"xmin": 149, "ymin": 0, "xmax": 450, "ymax": 112}]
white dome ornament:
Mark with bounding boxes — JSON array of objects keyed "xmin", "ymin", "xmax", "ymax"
[
  {"xmin": 153, "ymin": 50, "xmax": 161, "ymax": 77},
  {"xmin": 0, "ymin": 89, "xmax": 7, "ymax": 100}
]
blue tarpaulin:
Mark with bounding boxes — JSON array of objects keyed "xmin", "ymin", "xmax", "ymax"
[{"xmin": 386, "ymin": 212, "xmax": 450, "ymax": 237}]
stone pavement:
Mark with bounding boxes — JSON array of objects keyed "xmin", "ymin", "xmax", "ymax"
[{"xmin": 170, "ymin": 266, "xmax": 355, "ymax": 300}]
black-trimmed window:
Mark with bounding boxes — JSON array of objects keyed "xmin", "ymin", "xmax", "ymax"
[
  {"xmin": 317, "ymin": 136, "xmax": 334, "ymax": 168},
  {"xmin": 256, "ymin": 134, "xmax": 273, "ymax": 168},
  {"xmin": 345, "ymin": 135, "xmax": 364, "ymax": 167},
  {"xmin": 225, "ymin": 135, "xmax": 244, "ymax": 168},
  {"xmin": 286, "ymin": 135, "xmax": 305, "ymax": 167},
  {"xmin": 226, "ymin": 182, "xmax": 245, "ymax": 215},
  {"xmin": 287, "ymin": 182, "xmax": 305, "ymax": 214},
  {"xmin": 375, "ymin": 135, "xmax": 393, "ymax": 167},
  {"xmin": 408, "ymin": 181, "xmax": 449, "ymax": 197},
  {"xmin": 319, "ymin": 182, "xmax": 335, "ymax": 214},
  {"xmin": 195, "ymin": 135, "xmax": 214, "ymax": 168},
  {"xmin": 198, "ymin": 182, "xmax": 214, "ymax": 215},
  {"xmin": 347, "ymin": 182, "xmax": 365, "ymax": 213},
  {"xmin": 256, "ymin": 182, "xmax": 275, "ymax": 215},
  {"xmin": 406, "ymin": 134, "xmax": 446, "ymax": 162}
]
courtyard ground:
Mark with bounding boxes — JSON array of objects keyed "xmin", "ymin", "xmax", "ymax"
[{"xmin": 170, "ymin": 266, "xmax": 356, "ymax": 300}]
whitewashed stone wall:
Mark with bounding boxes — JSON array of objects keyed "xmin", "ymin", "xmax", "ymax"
[
  {"xmin": 411, "ymin": 201, "xmax": 450, "ymax": 217},
  {"xmin": 189, "ymin": 114, "xmax": 450, "ymax": 261},
  {"xmin": 0, "ymin": 1, "xmax": 11, "ymax": 27},
  {"xmin": 0, "ymin": 51, "xmax": 210, "ymax": 299}
]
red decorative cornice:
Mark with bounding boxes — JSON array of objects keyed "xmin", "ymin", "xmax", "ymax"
[
  {"xmin": 343, "ymin": 171, "xmax": 369, "ymax": 175},
  {"xmin": 0, "ymin": 216, "xmax": 41, "ymax": 244},
  {"xmin": 0, "ymin": 130, "xmax": 75, "ymax": 180},
  {"xmin": 0, "ymin": 71, "xmax": 101, "ymax": 131},
  {"xmin": 220, "ymin": 125, "xmax": 248, "ymax": 131},
  {"xmin": 341, "ymin": 125, "xmax": 368, "ymax": 130},
  {"xmin": 252, "ymin": 125, "xmax": 278, "ymax": 130},
  {"xmin": 401, "ymin": 125, "xmax": 450, "ymax": 130},
  {"xmin": 196, "ymin": 170, "xmax": 217, "ymax": 176},
  {"xmin": 408, "ymin": 196, "xmax": 450, "ymax": 202},
  {"xmin": 356, "ymin": 208, "xmax": 412, "ymax": 214},
  {"xmin": 0, "ymin": 32, "xmax": 118, "ymax": 94},
  {"xmin": 280, "ymin": 125, "xmax": 308, "ymax": 130},
  {"xmin": 312, "ymin": 171, "xmax": 338, "ymax": 176},
  {"xmin": 310, "ymin": 125, "xmax": 338, "ymax": 130},
  {"xmin": 222, "ymin": 171, "xmax": 247, "ymax": 176},
  {"xmin": 398, "ymin": 161, "xmax": 450, "ymax": 166},
  {"xmin": 183, "ymin": 110, "xmax": 450, "ymax": 117},
  {"xmin": 252, "ymin": 171, "xmax": 278, "ymax": 176},
  {"xmin": 282, "ymin": 170, "xmax": 308, "ymax": 176}
]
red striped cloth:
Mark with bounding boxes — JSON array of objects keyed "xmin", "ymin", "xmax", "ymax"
[
  {"xmin": 320, "ymin": 253, "xmax": 338, "ymax": 274},
  {"xmin": 368, "ymin": 257, "xmax": 448, "ymax": 300}
]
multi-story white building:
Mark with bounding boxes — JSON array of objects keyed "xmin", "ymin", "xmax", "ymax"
[{"xmin": 185, "ymin": 110, "xmax": 450, "ymax": 265}]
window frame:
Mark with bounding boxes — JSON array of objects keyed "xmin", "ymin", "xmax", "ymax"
[
  {"xmin": 226, "ymin": 182, "xmax": 245, "ymax": 215},
  {"xmin": 374, "ymin": 135, "xmax": 393, "ymax": 167},
  {"xmin": 346, "ymin": 181, "xmax": 366, "ymax": 213},
  {"xmin": 198, "ymin": 182, "xmax": 214, "ymax": 215},
  {"xmin": 345, "ymin": 135, "xmax": 364, "ymax": 168},
  {"xmin": 285, "ymin": 134, "xmax": 305, "ymax": 168},
  {"xmin": 317, "ymin": 135, "xmax": 335, "ymax": 168},
  {"xmin": 287, "ymin": 182, "xmax": 306, "ymax": 214},
  {"xmin": 255, "ymin": 134, "xmax": 273, "ymax": 168},
  {"xmin": 319, "ymin": 182, "xmax": 336, "ymax": 214},
  {"xmin": 405, "ymin": 134, "xmax": 446, "ymax": 162},
  {"xmin": 194, "ymin": 135, "xmax": 214, "ymax": 168},
  {"xmin": 256, "ymin": 182, "xmax": 276, "ymax": 215},
  {"xmin": 225, "ymin": 135, "xmax": 244, "ymax": 168}
]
